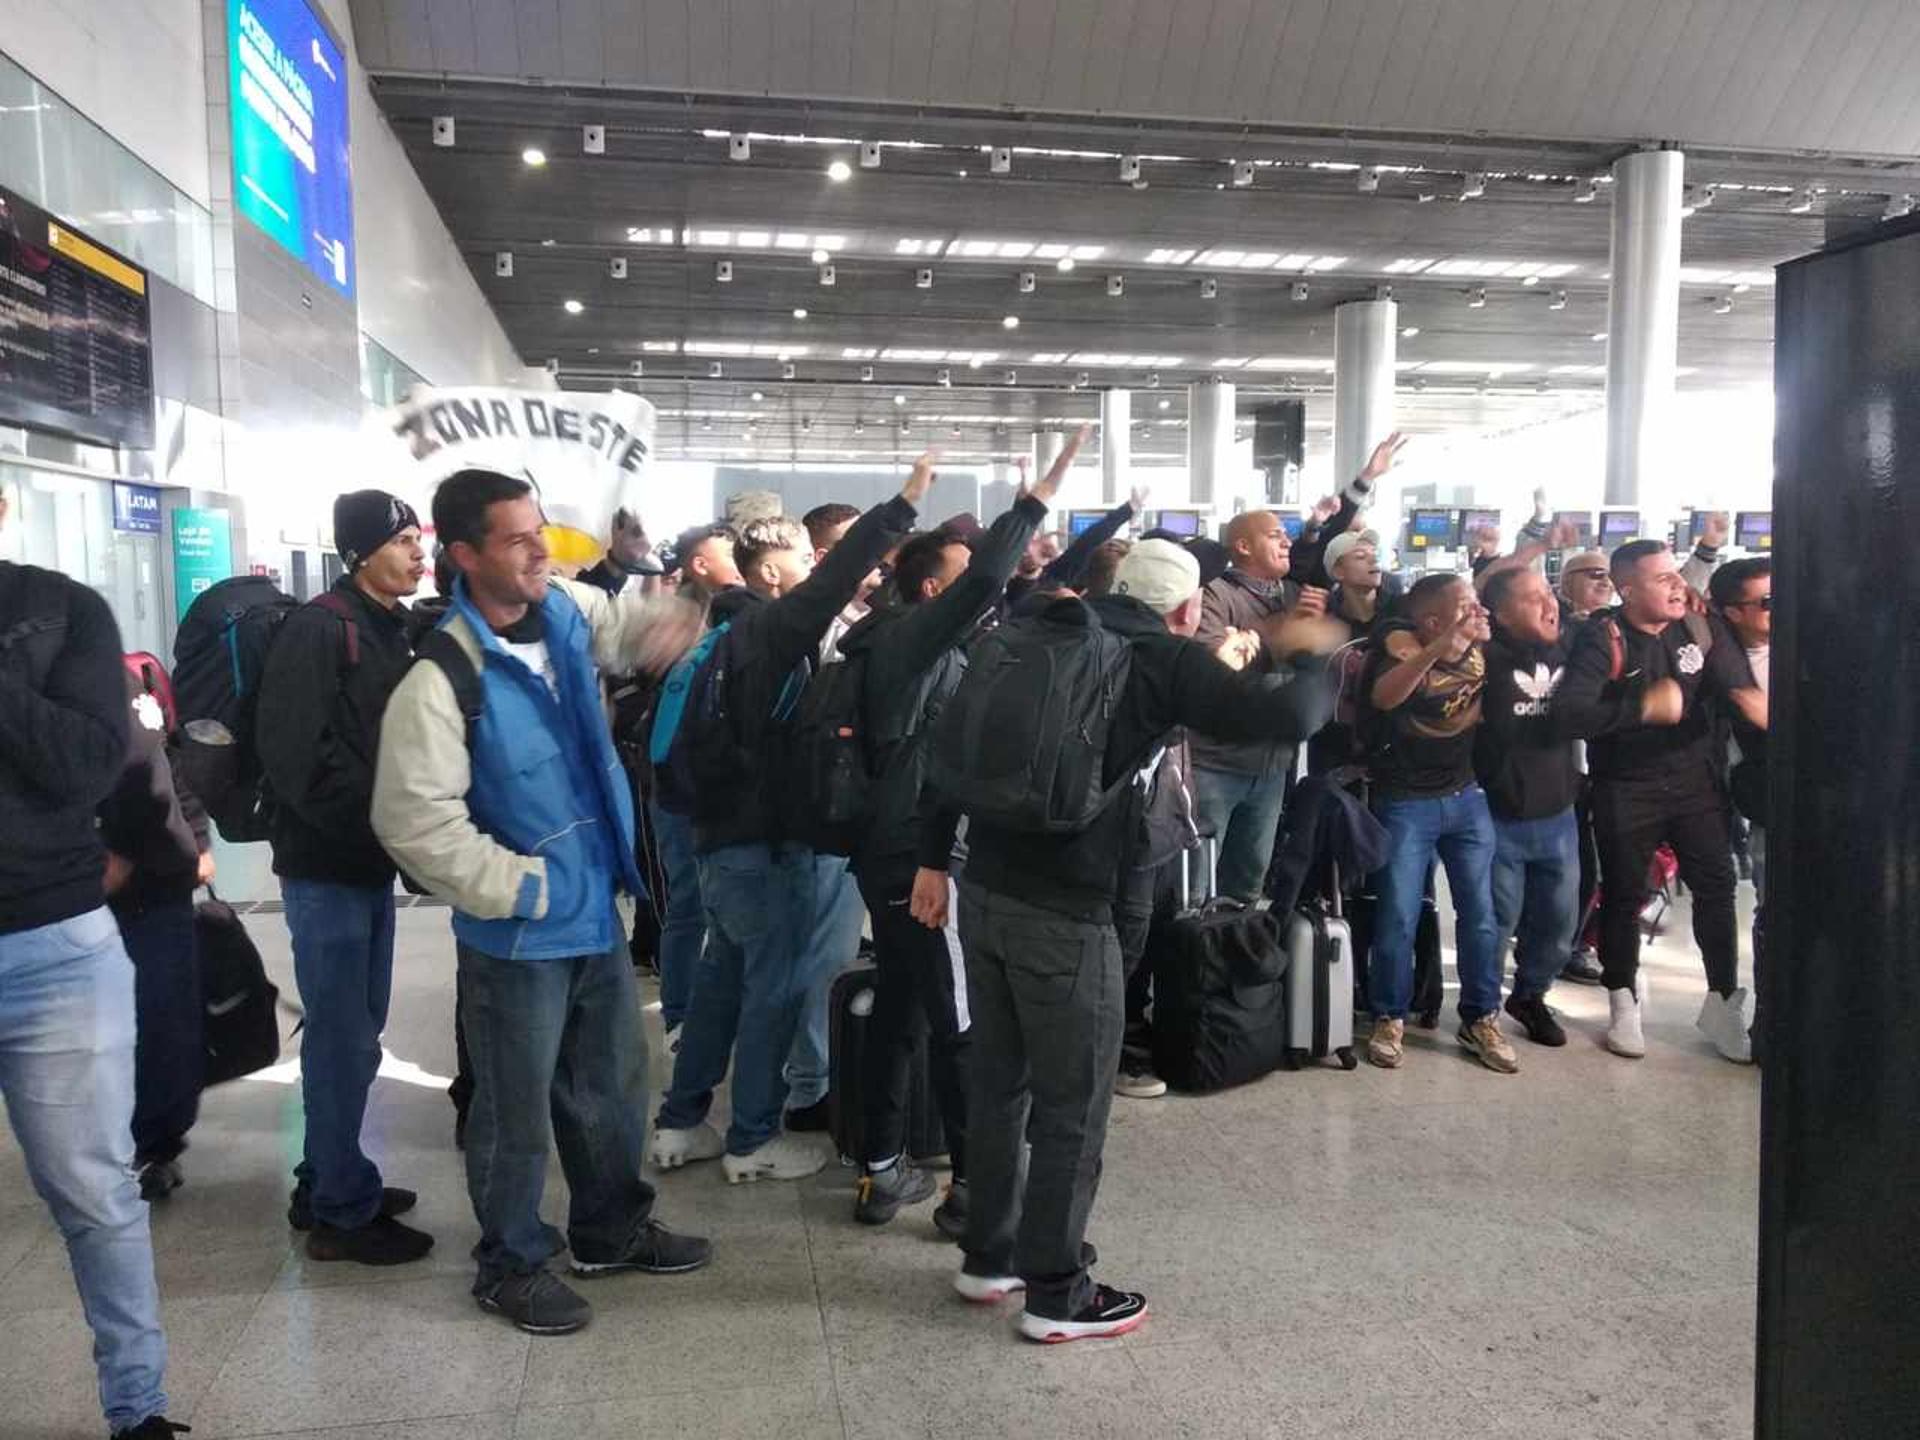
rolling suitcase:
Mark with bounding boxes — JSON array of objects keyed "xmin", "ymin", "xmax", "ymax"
[
  {"xmin": 1282, "ymin": 861, "xmax": 1359, "ymax": 1071},
  {"xmin": 1148, "ymin": 838, "xmax": 1293, "ymax": 1093},
  {"xmin": 827, "ymin": 964, "xmax": 946, "ymax": 1167}
]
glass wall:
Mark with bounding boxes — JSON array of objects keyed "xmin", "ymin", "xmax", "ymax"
[
  {"xmin": 0, "ymin": 49, "xmax": 216, "ymax": 305},
  {"xmin": 360, "ymin": 334, "xmax": 428, "ymax": 407},
  {"xmin": 0, "ymin": 460, "xmax": 168, "ymax": 657}
]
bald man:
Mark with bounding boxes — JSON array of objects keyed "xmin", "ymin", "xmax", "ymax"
[
  {"xmin": 1558, "ymin": 550, "xmax": 1615, "ymax": 624},
  {"xmin": 1188, "ymin": 511, "xmax": 1326, "ymax": 900}
]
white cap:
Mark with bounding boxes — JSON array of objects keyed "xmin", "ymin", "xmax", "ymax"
[
  {"xmin": 1322, "ymin": 528, "xmax": 1380, "ymax": 576},
  {"xmin": 1113, "ymin": 538, "xmax": 1202, "ymax": 616}
]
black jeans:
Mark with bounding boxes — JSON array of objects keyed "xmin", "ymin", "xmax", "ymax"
[
  {"xmin": 1574, "ymin": 779, "xmax": 1599, "ymax": 941},
  {"xmin": 1591, "ymin": 776, "xmax": 1739, "ymax": 995},
  {"xmin": 856, "ymin": 870, "xmax": 970, "ymax": 1179},
  {"xmin": 957, "ymin": 882, "xmax": 1124, "ymax": 1320},
  {"xmin": 1114, "ymin": 858, "xmax": 1180, "ymax": 1074},
  {"xmin": 120, "ymin": 897, "xmax": 202, "ymax": 1165}
]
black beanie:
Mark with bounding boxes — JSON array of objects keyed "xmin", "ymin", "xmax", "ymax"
[{"xmin": 334, "ymin": 490, "xmax": 420, "ymax": 572}]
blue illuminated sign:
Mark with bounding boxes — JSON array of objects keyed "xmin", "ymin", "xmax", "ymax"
[
  {"xmin": 227, "ymin": 0, "xmax": 353, "ymax": 297},
  {"xmin": 112, "ymin": 482, "xmax": 162, "ymax": 534}
]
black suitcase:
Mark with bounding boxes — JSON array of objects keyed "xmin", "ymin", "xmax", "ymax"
[
  {"xmin": 1149, "ymin": 840, "xmax": 1293, "ymax": 1092},
  {"xmin": 827, "ymin": 965, "xmax": 946, "ymax": 1167},
  {"xmin": 196, "ymin": 897, "xmax": 285, "ymax": 1086}
]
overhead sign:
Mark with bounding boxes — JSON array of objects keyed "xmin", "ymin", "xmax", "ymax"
[
  {"xmin": 0, "ymin": 184, "xmax": 155, "ymax": 450},
  {"xmin": 172, "ymin": 507, "xmax": 234, "ymax": 619},
  {"xmin": 386, "ymin": 388, "xmax": 657, "ymax": 558},
  {"xmin": 228, "ymin": 0, "xmax": 353, "ymax": 297},
  {"xmin": 113, "ymin": 482, "xmax": 162, "ymax": 534}
]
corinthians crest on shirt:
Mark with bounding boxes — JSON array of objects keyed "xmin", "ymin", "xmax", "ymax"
[{"xmin": 1511, "ymin": 663, "xmax": 1564, "ymax": 718}]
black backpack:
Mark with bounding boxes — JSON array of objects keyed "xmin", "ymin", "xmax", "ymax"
[
  {"xmin": 927, "ymin": 599, "xmax": 1134, "ymax": 833},
  {"xmin": 172, "ymin": 578, "xmax": 358, "ymax": 842},
  {"xmin": 196, "ymin": 896, "xmax": 283, "ymax": 1086},
  {"xmin": 786, "ymin": 648, "xmax": 876, "ymax": 857}
]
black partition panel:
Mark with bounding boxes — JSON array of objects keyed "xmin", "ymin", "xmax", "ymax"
[{"xmin": 1761, "ymin": 218, "xmax": 1920, "ymax": 1437}]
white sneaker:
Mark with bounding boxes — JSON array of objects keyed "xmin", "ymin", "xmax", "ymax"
[
  {"xmin": 1606, "ymin": 988, "xmax": 1646, "ymax": 1059},
  {"xmin": 650, "ymin": 1122, "xmax": 724, "ymax": 1169},
  {"xmin": 953, "ymin": 1269, "xmax": 1026, "ymax": 1304},
  {"xmin": 722, "ymin": 1132, "xmax": 827, "ymax": 1184},
  {"xmin": 1113, "ymin": 1070, "xmax": 1168, "ymax": 1099},
  {"xmin": 1696, "ymin": 988, "xmax": 1755, "ymax": 1064}
]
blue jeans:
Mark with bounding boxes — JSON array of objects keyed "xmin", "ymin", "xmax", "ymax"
[
  {"xmin": 0, "ymin": 909, "xmax": 167, "ymax": 1431},
  {"xmin": 457, "ymin": 940, "xmax": 654, "ymax": 1285},
  {"xmin": 785, "ymin": 855, "xmax": 866, "ymax": 1110},
  {"xmin": 1369, "ymin": 786, "xmax": 1501, "ymax": 1021},
  {"xmin": 658, "ymin": 843, "xmax": 817, "ymax": 1154},
  {"xmin": 650, "ymin": 800, "xmax": 704, "ymax": 1031},
  {"xmin": 283, "ymin": 879, "xmax": 396, "ymax": 1230},
  {"xmin": 1190, "ymin": 765, "xmax": 1288, "ymax": 901},
  {"xmin": 1491, "ymin": 808, "xmax": 1581, "ymax": 1002}
]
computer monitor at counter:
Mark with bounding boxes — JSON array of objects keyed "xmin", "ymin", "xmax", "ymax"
[
  {"xmin": 1599, "ymin": 510, "xmax": 1642, "ymax": 546},
  {"xmin": 1456, "ymin": 508, "xmax": 1502, "ymax": 546},
  {"xmin": 1066, "ymin": 510, "xmax": 1108, "ymax": 540},
  {"xmin": 1148, "ymin": 509, "xmax": 1203, "ymax": 538},
  {"xmin": 1736, "ymin": 511, "xmax": 1773, "ymax": 550},
  {"xmin": 1407, "ymin": 508, "xmax": 1454, "ymax": 550},
  {"xmin": 1552, "ymin": 511, "xmax": 1595, "ymax": 548}
]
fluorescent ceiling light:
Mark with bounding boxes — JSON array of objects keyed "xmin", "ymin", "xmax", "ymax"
[
  {"xmin": 827, "ymin": 160, "xmax": 852, "ymax": 182},
  {"xmin": 997, "ymin": 242, "xmax": 1035, "ymax": 258},
  {"xmin": 737, "ymin": 231, "xmax": 770, "ymax": 248},
  {"xmin": 775, "ymin": 233, "xmax": 809, "ymax": 248},
  {"xmin": 640, "ymin": 341, "xmax": 679, "ymax": 352},
  {"xmin": 1247, "ymin": 356, "xmax": 1335, "ymax": 370},
  {"xmin": 522, "ymin": 147, "xmax": 547, "ymax": 166},
  {"xmin": 1028, "ymin": 352, "xmax": 1069, "ymax": 364},
  {"xmin": 841, "ymin": 347, "xmax": 879, "ymax": 359},
  {"xmin": 1146, "ymin": 248, "xmax": 1197, "ymax": 265},
  {"xmin": 1211, "ymin": 358, "xmax": 1249, "ymax": 368},
  {"xmin": 1384, "ymin": 259, "xmax": 1437, "ymax": 274},
  {"xmin": 1305, "ymin": 256, "xmax": 1347, "ymax": 271},
  {"xmin": 562, "ymin": 298, "xmax": 584, "ymax": 314},
  {"xmin": 1070, "ymin": 245, "xmax": 1105, "ymax": 259}
]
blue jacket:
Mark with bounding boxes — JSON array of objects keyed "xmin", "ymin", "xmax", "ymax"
[{"xmin": 372, "ymin": 577, "xmax": 644, "ymax": 963}]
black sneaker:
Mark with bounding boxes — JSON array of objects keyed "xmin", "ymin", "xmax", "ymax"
[
  {"xmin": 1503, "ymin": 992, "xmax": 1568, "ymax": 1047},
  {"xmin": 137, "ymin": 1159, "xmax": 183, "ymax": 1203},
  {"xmin": 111, "ymin": 1417, "xmax": 190, "ymax": 1439},
  {"xmin": 570, "ymin": 1220, "xmax": 714, "ymax": 1278},
  {"xmin": 932, "ymin": 1180, "xmax": 968, "ymax": 1241},
  {"xmin": 304, "ymin": 1214, "xmax": 434, "ymax": 1267},
  {"xmin": 1017, "ymin": 1284, "xmax": 1149, "ymax": 1343},
  {"xmin": 1561, "ymin": 948, "xmax": 1604, "ymax": 985},
  {"xmin": 477, "ymin": 1269, "xmax": 592, "ymax": 1335},
  {"xmin": 288, "ymin": 1183, "xmax": 419, "ymax": 1232},
  {"xmin": 784, "ymin": 1097, "xmax": 831, "ymax": 1133},
  {"xmin": 854, "ymin": 1161, "xmax": 938, "ymax": 1226}
]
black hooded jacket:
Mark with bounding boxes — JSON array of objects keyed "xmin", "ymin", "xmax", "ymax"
[{"xmin": 691, "ymin": 495, "xmax": 917, "ymax": 854}]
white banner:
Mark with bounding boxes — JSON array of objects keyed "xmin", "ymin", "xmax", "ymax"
[{"xmin": 385, "ymin": 387, "xmax": 656, "ymax": 547}]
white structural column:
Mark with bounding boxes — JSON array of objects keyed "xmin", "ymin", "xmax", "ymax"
[
  {"xmin": 1100, "ymin": 389, "xmax": 1131, "ymax": 503},
  {"xmin": 1030, "ymin": 429, "xmax": 1066, "ymax": 480},
  {"xmin": 1603, "ymin": 148, "xmax": 1684, "ymax": 506},
  {"xmin": 1333, "ymin": 299, "xmax": 1397, "ymax": 492},
  {"xmin": 1187, "ymin": 380, "xmax": 1236, "ymax": 507}
]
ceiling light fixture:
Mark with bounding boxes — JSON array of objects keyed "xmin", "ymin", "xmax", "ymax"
[
  {"xmin": 792, "ymin": 307, "xmax": 808, "ymax": 319},
  {"xmin": 819, "ymin": 263, "xmax": 836, "ymax": 286},
  {"xmin": 1157, "ymin": 397, "xmax": 1171, "ymax": 410},
  {"xmin": 1232, "ymin": 160, "xmax": 1254, "ymax": 188},
  {"xmin": 1004, "ymin": 369, "xmax": 1018, "ymax": 385},
  {"xmin": 522, "ymin": 147, "xmax": 547, "ymax": 167},
  {"xmin": 1572, "ymin": 178, "xmax": 1598, "ymax": 204},
  {"xmin": 827, "ymin": 159, "xmax": 853, "ymax": 182},
  {"xmin": 750, "ymin": 390, "xmax": 764, "ymax": 402},
  {"xmin": 1056, "ymin": 256, "xmax": 1076, "ymax": 272},
  {"xmin": 1788, "ymin": 187, "xmax": 1816, "ymax": 214},
  {"xmin": 1002, "ymin": 314, "xmax": 1020, "ymax": 329},
  {"xmin": 859, "ymin": 141, "xmax": 882, "ymax": 170},
  {"xmin": 1548, "ymin": 288, "xmax": 1568, "ymax": 310},
  {"xmin": 582, "ymin": 124, "xmax": 604, "ymax": 155},
  {"xmin": 1357, "ymin": 168, "xmax": 1379, "ymax": 193},
  {"xmin": 540, "ymin": 237, "xmax": 556, "ymax": 247},
  {"xmin": 1119, "ymin": 155, "xmax": 1142, "ymax": 183},
  {"xmin": 728, "ymin": 134, "xmax": 750, "ymax": 161},
  {"xmin": 781, "ymin": 362, "xmax": 797, "ymax": 380},
  {"xmin": 1467, "ymin": 287, "xmax": 1487, "ymax": 308},
  {"xmin": 562, "ymin": 298, "xmax": 583, "ymax": 314},
  {"xmin": 1017, "ymin": 272, "xmax": 1037, "ymax": 294},
  {"xmin": 1522, "ymin": 274, "xmax": 1540, "ymax": 287},
  {"xmin": 893, "ymin": 393, "xmax": 906, "ymax": 406},
  {"xmin": 1591, "ymin": 331, "xmax": 1608, "ymax": 342},
  {"xmin": 1712, "ymin": 295, "xmax": 1734, "ymax": 315},
  {"xmin": 1461, "ymin": 172, "xmax": 1487, "ymax": 199},
  {"xmin": 1199, "ymin": 278, "xmax": 1218, "ymax": 299},
  {"xmin": 1400, "ymin": 326, "xmax": 1420, "ymax": 338},
  {"xmin": 1106, "ymin": 275, "xmax": 1125, "ymax": 297},
  {"xmin": 1291, "ymin": 281, "xmax": 1310, "ymax": 302},
  {"xmin": 860, "ymin": 365, "xmax": 874, "ymax": 381},
  {"xmin": 715, "ymin": 259, "xmax": 733, "ymax": 283},
  {"xmin": 968, "ymin": 356, "xmax": 985, "ymax": 369},
  {"xmin": 1884, "ymin": 193, "xmax": 1915, "ymax": 221},
  {"xmin": 990, "ymin": 147, "xmax": 1012, "ymax": 175},
  {"xmin": 810, "ymin": 247, "xmax": 829, "ymax": 264}
]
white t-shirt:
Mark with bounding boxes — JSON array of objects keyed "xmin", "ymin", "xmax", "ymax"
[
  {"xmin": 500, "ymin": 637, "xmax": 559, "ymax": 697},
  {"xmin": 1746, "ymin": 643, "xmax": 1770, "ymax": 698}
]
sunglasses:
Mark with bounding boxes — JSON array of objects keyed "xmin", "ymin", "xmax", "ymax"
[
  {"xmin": 1565, "ymin": 567, "xmax": 1611, "ymax": 582},
  {"xmin": 1728, "ymin": 595, "xmax": 1772, "ymax": 611}
]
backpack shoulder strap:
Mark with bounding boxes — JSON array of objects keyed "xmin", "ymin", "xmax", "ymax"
[
  {"xmin": 416, "ymin": 628, "xmax": 484, "ymax": 742},
  {"xmin": 311, "ymin": 591, "xmax": 361, "ymax": 667}
]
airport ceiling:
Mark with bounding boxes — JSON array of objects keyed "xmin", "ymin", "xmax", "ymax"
[{"xmin": 355, "ymin": 1, "xmax": 1920, "ymax": 466}]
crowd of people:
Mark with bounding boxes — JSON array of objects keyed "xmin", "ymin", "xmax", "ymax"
[{"xmin": 0, "ymin": 439, "xmax": 1770, "ymax": 1434}]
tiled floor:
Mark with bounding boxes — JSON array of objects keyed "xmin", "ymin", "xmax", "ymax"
[{"xmin": 2, "ymin": 888, "xmax": 1761, "ymax": 1440}]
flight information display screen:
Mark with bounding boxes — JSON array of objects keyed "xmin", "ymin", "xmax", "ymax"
[
  {"xmin": 1552, "ymin": 511, "xmax": 1595, "ymax": 547},
  {"xmin": 1600, "ymin": 510, "xmax": 1642, "ymax": 545},
  {"xmin": 1407, "ymin": 509, "xmax": 1454, "ymax": 549},
  {"xmin": 1456, "ymin": 507, "xmax": 1502, "ymax": 545},
  {"xmin": 1736, "ymin": 511, "xmax": 1773, "ymax": 550},
  {"xmin": 228, "ymin": 0, "xmax": 354, "ymax": 297},
  {"xmin": 0, "ymin": 184, "xmax": 154, "ymax": 449},
  {"xmin": 1151, "ymin": 509, "xmax": 1202, "ymax": 537},
  {"xmin": 1067, "ymin": 510, "xmax": 1107, "ymax": 539}
]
